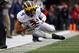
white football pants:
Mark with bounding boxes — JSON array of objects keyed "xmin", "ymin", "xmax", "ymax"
[{"xmin": 32, "ymin": 22, "xmax": 55, "ymax": 39}]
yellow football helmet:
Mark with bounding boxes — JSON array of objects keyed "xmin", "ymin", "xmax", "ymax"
[
  {"xmin": 23, "ymin": 1, "xmax": 36, "ymax": 11},
  {"xmin": 23, "ymin": 1, "xmax": 37, "ymax": 17}
]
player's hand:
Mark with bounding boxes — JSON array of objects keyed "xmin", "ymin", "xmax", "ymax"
[{"xmin": 30, "ymin": 19, "xmax": 39, "ymax": 25}]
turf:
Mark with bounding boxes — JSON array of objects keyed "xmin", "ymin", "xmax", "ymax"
[{"xmin": 27, "ymin": 35, "xmax": 79, "ymax": 53}]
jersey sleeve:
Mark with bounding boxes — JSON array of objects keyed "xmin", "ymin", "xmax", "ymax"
[
  {"xmin": 36, "ymin": 8, "xmax": 46, "ymax": 22},
  {"xmin": 17, "ymin": 12, "xmax": 22, "ymax": 22},
  {"xmin": 17, "ymin": 10, "xmax": 26, "ymax": 23}
]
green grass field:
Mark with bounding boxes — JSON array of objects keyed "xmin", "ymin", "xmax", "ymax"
[{"xmin": 27, "ymin": 35, "xmax": 79, "ymax": 53}]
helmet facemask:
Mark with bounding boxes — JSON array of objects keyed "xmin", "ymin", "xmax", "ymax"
[{"xmin": 25, "ymin": 8, "xmax": 36, "ymax": 17}]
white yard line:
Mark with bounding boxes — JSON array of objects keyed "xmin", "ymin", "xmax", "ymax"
[
  {"xmin": 6, "ymin": 35, "xmax": 32, "ymax": 48},
  {"xmin": 0, "ymin": 30, "xmax": 79, "ymax": 53},
  {"xmin": 6, "ymin": 30, "xmax": 71, "ymax": 49}
]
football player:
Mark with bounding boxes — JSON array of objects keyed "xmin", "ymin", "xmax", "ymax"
[{"xmin": 16, "ymin": 1, "xmax": 65, "ymax": 42}]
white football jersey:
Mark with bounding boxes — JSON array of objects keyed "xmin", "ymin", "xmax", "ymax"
[{"xmin": 17, "ymin": 7, "xmax": 46, "ymax": 26}]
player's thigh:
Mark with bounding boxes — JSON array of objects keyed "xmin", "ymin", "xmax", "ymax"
[{"xmin": 39, "ymin": 23, "xmax": 55, "ymax": 32}]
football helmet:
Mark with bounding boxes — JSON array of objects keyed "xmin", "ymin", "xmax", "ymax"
[{"xmin": 23, "ymin": 1, "xmax": 37, "ymax": 17}]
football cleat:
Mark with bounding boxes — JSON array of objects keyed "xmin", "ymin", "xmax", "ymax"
[
  {"xmin": 32, "ymin": 35, "xmax": 41, "ymax": 42},
  {"xmin": 52, "ymin": 34, "xmax": 65, "ymax": 40}
]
